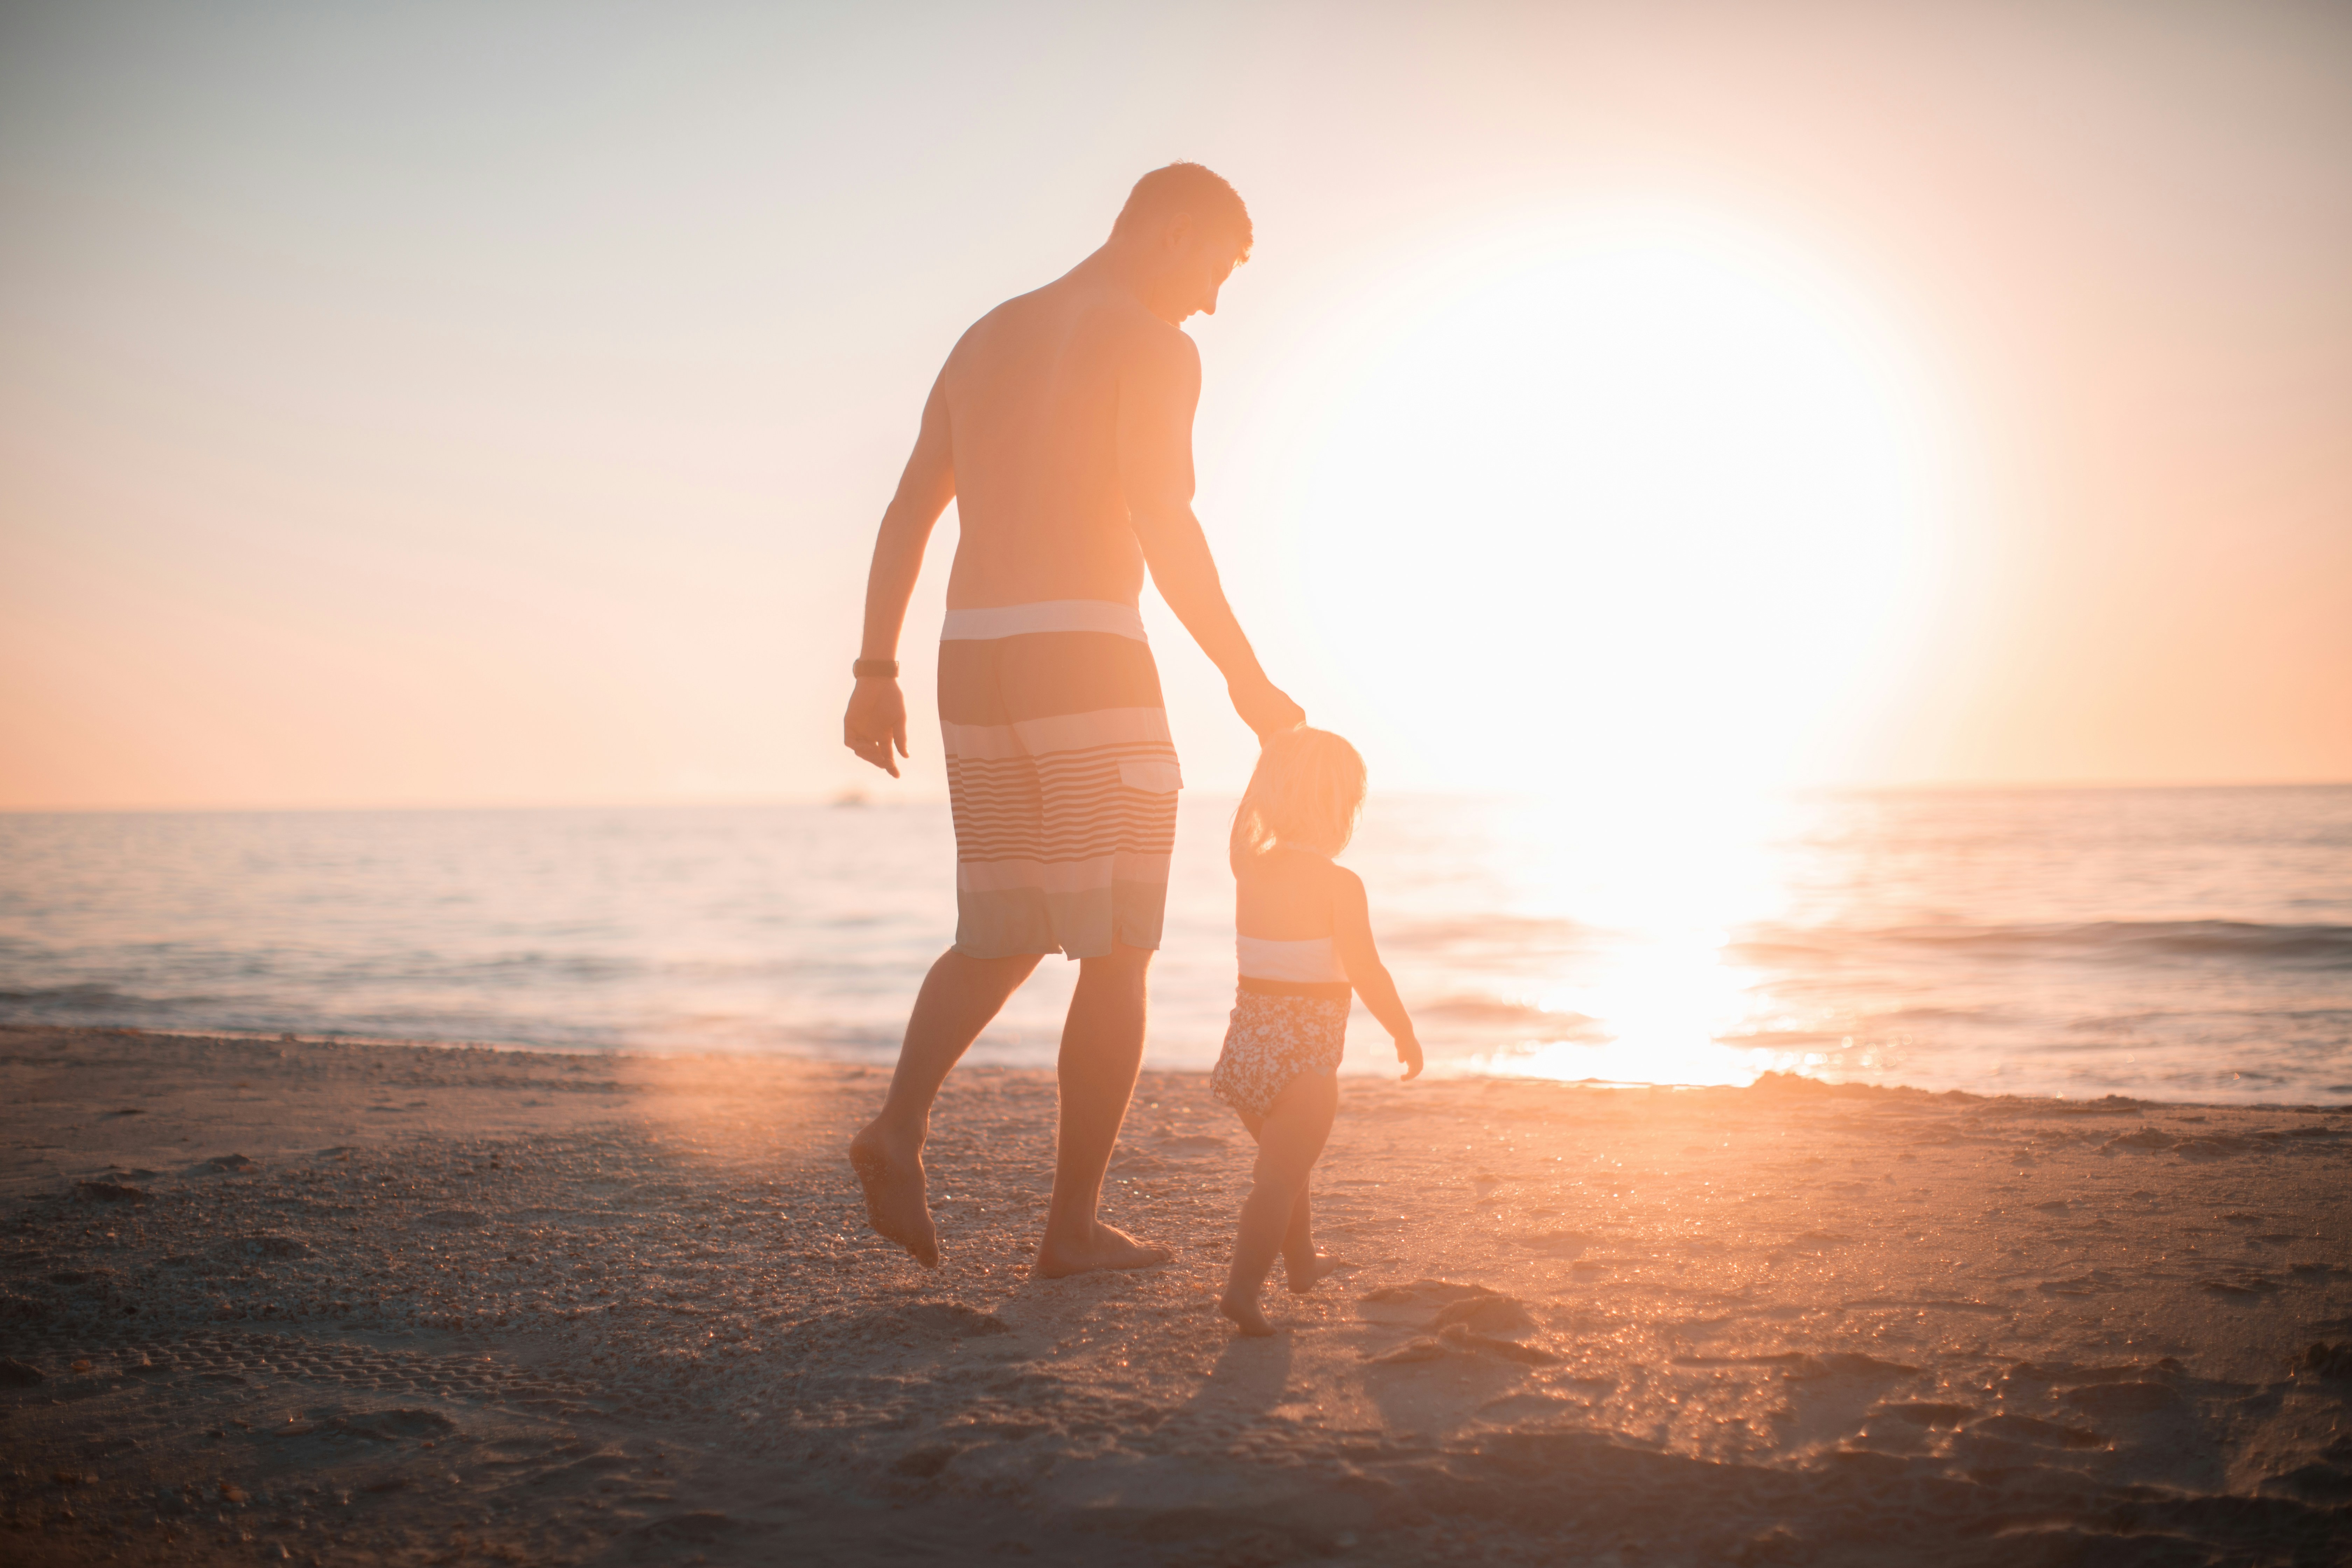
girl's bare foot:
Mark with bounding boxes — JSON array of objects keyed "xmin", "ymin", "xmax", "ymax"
[
  {"xmin": 1283, "ymin": 1252, "xmax": 1348, "ymax": 1294},
  {"xmin": 1218, "ymin": 1291, "xmax": 1277, "ymax": 1336}
]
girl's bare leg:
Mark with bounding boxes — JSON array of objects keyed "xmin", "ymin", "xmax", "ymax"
[
  {"xmin": 1281, "ymin": 1185, "xmax": 1344, "ymax": 1293},
  {"xmin": 1219, "ymin": 1071, "xmax": 1338, "ymax": 1336}
]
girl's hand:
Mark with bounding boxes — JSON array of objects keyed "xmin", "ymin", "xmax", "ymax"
[{"xmin": 1396, "ymin": 1035, "xmax": 1424, "ymax": 1082}]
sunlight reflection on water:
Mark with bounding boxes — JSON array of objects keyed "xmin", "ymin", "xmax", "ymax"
[{"xmin": 1, "ymin": 786, "xmax": 2347, "ymax": 1104}]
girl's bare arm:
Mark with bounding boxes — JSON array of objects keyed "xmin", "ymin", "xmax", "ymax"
[{"xmin": 1330, "ymin": 867, "xmax": 1424, "ymax": 1080}]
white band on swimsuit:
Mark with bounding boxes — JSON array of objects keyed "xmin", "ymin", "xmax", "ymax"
[
  {"xmin": 1237, "ymin": 934, "xmax": 1348, "ymax": 984},
  {"xmin": 940, "ymin": 600, "xmax": 1147, "ymax": 642}
]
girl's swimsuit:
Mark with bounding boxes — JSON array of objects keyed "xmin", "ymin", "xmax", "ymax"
[{"xmin": 1210, "ymin": 935, "xmax": 1351, "ymax": 1117}]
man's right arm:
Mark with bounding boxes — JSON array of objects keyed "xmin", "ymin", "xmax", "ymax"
[
  {"xmin": 843, "ymin": 374, "xmax": 955, "ymax": 777},
  {"xmin": 1115, "ymin": 326, "xmax": 1303, "ymax": 740}
]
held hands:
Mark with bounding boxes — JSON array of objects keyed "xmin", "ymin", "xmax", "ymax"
[
  {"xmin": 843, "ymin": 677, "xmax": 909, "ymax": 778},
  {"xmin": 1230, "ymin": 673, "xmax": 1306, "ymax": 741},
  {"xmin": 1395, "ymin": 1034, "xmax": 1425, "ymax": 1083}
]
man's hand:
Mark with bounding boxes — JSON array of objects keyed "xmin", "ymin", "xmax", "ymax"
[
  {"xmin": 844, "ymin": 677, "xmax": 909, "ymax": 777},
  {"xmin": 1229, "ymin": 674, "xmax": 1305, "ymax": 741}
]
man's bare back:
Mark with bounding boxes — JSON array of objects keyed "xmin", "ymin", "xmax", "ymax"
[
  {"xmin": 839, "ymin": 164, "xmax": 1301, "ymax": 1275},
  {"xmin": 934, "ymin": 281, "xmax": 1169, "ymax": 610}
]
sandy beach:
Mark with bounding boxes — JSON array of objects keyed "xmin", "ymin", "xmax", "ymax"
[{"xmin": 2, "ymin": 1023, "xmax": 2348, "ymax": 1566}]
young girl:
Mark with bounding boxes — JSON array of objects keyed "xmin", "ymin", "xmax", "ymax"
[{"xmin": 1211, "ymin": 727, "xmax": 1423, "ymax": 1336}]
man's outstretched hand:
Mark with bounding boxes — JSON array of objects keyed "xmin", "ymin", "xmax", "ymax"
[
  {"xmin": 1231, "ymin": 674, "xmax": 1306, "ymax": 741},
  {"xmin": 844, "ymin": 677, "xmax": 909, "ymax": 777}
]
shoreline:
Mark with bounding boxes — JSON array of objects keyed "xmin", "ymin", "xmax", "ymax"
[
  {"xmin": 4, "ymin": 1023, "xmax": 2350, "ymax": 1564},
  {"xmin": 21, "ymin": 1020, "xmax": 2350, "ymax": 1114}
]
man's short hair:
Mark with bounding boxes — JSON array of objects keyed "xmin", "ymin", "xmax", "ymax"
[{"xmin": 1112, "ymin": 163, "xmax": 1252, "ymax": 262}]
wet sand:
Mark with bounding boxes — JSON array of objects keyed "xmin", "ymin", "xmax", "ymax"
[{"xmin": 2, "ymin": 1023, "xmax": 2349, "ymax": 1566}]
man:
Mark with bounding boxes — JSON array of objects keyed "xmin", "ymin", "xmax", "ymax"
[{"xmin": 840, "ymin": 163, "xmax": 1303, "ymax": 1277}]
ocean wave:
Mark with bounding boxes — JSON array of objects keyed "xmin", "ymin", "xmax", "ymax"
[
  {"xmin": 0, "ymin": 982, "xmax": 186, "ymax": 1015},
  {"xmin": 1731, "ymin": 919, "xmax": 2352, "ymax": 968},
  {"xmin": 1416, "ymin": 994, "xmax": 1603, "ymax": 1031},
  {"xmin": 1385, "ymin": 914, "xmax": 1593, "ymax": 957}
]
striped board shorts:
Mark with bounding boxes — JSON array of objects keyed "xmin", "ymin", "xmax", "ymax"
[{"xmin": 938, "ymin": 600, "xmax": 1182, "ymax": 960}]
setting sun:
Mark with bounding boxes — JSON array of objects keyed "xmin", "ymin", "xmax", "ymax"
[{"xmin": 1238, "ymin": 207, "xmax": 1948, "ymax": 802}]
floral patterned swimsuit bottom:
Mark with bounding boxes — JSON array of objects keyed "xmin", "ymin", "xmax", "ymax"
[{"xmin": 1210, "ymin": 936, "xmax": 1352, "ymax": 1119}]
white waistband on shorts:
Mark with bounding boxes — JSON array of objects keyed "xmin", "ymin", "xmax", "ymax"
[{"xmin": 940, "ymin": 600, "xmax": 1147, "ymax": 642}]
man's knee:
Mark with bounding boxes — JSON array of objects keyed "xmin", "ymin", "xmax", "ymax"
[
  {"xmin": 937, "ymin": 947, "xmax": 1043, "ymax": 988},
  {"xmin": 1078, "ymin": 943, "xmax": 1153, "ymax": 990}
]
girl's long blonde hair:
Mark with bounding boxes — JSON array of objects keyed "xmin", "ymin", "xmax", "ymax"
[{"xmin": 1230, "ymin": 727, "xmax": 1368, "ymax": 872}]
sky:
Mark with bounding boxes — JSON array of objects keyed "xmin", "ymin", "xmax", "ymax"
[{"xmin": 2, "ymin": 0, "xmax": 2347, "ymax": 811}]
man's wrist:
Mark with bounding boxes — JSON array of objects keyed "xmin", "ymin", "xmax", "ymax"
[{"xmin": 852, "ymin": 658, "xmax": 899, "ymax": 679}]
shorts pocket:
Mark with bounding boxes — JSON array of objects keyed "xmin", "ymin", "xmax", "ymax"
[{"xmin": 1118, "ymin": 759, "xmax": 1183, "ymax": 793}]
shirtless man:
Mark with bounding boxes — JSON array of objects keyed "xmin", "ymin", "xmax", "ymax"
[{"xmin": 841, "ymin": 163, "xmax": 1303, "ymax": 1277}]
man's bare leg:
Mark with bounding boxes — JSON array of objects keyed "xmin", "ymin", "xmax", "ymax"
[
  {"xmin": 850, "ymin": 947, "xmax": 1040, "ymax": 1267},
  {"xmin": 1034, "ymin": 943, "xmax": 1169, "ymax": 1278}
]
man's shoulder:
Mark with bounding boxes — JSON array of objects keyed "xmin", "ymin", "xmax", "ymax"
[
  {"xmin": 1096, "ymin": 288, "xmax": 1196, "ymax": 358},
  {"xmin": 960, "ymin": 280, "xmax": 1195, "ymax": 370},
  {"xmin": 1097, "ymin": 301, "xmax": 1197, "ymax": 393},
  {"xmin": 948, "ymin": 288, "xmax": 1046, "ymax": 358}
]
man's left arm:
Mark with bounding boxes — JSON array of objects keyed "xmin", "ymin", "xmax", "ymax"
[{"xmin": 1116, "ymin": 329, "xmax": 1303, "ymax": 740}]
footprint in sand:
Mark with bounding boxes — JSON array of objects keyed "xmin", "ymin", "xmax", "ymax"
[
  {"xmin": 1430, "ymin": 1296, "xmax": 1538, "ymax": 1336},
  {"xmin": 1513, "ymin": 1230, "xmax": 1591, "ymax": 1258},
  {"xmin": 1153, "ymin": 1134, "xmax": 1227, "ymax": 1154},
  {"xmin": 1875, "ymin": 1401, "xmax": 1977, "ymax": 1429},
  {"xmin": 1368, "ymin": 1325, "xmax": 1557, "ymax": 1367},
  {"xmin": 75, "ymin": 1180, "xmax": 145, "ymax": 1204},
  {"xmin": 1784, "ymin": 1352, "xmax": 1920, "ymax": 1380},
  {"xmin": 1437, "ymin": 1324, "xmax": 1556, "ymax": 1363},
  {"xmin": 1359, "ymin": 1284, "xmax": 1558, "ymax": 1366},
  {"xmin": 2062, "ymin": 1381, "xmax": 2179, "ymax": 1416},
  {"xmin": 1368, "ymin": 1338, "xmax": 1450, "ymax": 1365},
  {"xmin": 1787, "ymin": 1231, "xmax": 1849, "ymax": 1252},
  {"xmin": 1969, "ymin": 1414, "xmax": 2106, "ymax": 1449},
  {"xmin": 1358, "ymin": 1279, "xmax": 1500, "ymax": 1306}
]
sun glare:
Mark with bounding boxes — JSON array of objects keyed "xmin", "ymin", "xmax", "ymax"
[
  {"xmin": 1237, "ymin": 208, "xmax": 1955, "ymax": 1087},
  {"xmin": 1256, "ymin": 205, "xmax": 1949, "ymax": 808}
]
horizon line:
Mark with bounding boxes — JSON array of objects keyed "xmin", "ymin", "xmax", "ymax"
[{"xmin": 4, "ymin": 775, "xmax": 2350, "ymax": 817}]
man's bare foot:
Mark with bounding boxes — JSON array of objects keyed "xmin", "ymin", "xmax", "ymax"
[
  {"xmin": 1032, "ymin": 1222, "xmax": 1170, "ymax": 1279},
  {"xmin": 1283, "ymin": 1252, "xmax": 1348, "ymax": 1295},
  {"xmin": 848, "ymin": 1123, "xmax": 939, "ymax": 1269},
  {"xmin": 1218, "ymin": 1291, "xmax": 1277, "ymax": 1337}
]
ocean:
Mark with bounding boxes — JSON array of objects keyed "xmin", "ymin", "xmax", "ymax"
[{"xmin": 2, "ymin": 786, "xmax": 2347, "ymax": 1104}]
